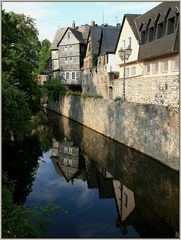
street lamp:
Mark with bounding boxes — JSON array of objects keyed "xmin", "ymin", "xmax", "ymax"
[{"xmin": 118, "ymin": 46, "xmax": 132, "ymax": 101}]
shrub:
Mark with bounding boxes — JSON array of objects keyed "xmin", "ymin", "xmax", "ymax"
[{"xmin": 114, "ymin": 96, "xmax": 124, "ymax": 102}]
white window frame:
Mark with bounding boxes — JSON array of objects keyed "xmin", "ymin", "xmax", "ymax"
[
  {"xmin": 69, "ymin": 57, "xmax": 73, "ymax": 63},
  {"xmin": 171, "ymin": 57, "xmax": 179, "ymax": 72},
  {"xmin": 145, "ymin": 64, "xmax": 151, "ymax": 75},
  {"xmin": 161, "ymin": 60, "xmax": 168, "ymax": 73},
  {"xmin": 65, "ymin": 72, "xmax": 69, "ymax": 80},
  {"xmin": 131, "ymin": 66, "xmax": 136, "ymax": 76},
  {"xmin": 64, "ymin": 46, "xmax": 68, "ymax": 51},
  {"xmin": 152, "ymin": 62, "xmax": 159, "ymax": 74},
  {"xmin": 65, "ymin": 58, "xmax": 68, "ymax": 64},
  {"xmin": 71, "ymin": 72, "xmax": 76, "ymax": 80},
  {"xmin": 69, "ymin": 45, "xmax": 73, "ymax": 50}
]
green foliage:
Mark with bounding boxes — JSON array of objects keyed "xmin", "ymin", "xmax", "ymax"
[
  {"xmin": 2, "ymin": 10, "xmax": 41, "ymax": 113},
  {"xmin": 92, "ymin": 54, "xmax": 98, "ymax": 68},
  {"xmin": 45, "ymin": 79, "xmax": 66, "ymax": 101},
  {"xmin": 37, "ymin": 39, "xmax": 51, "ymax": 74},
  {"xmin": 81, "ymin": 92, "xmax": 103, "ymax": 99},
  {"xmin": 2, "ymin": 173, "xmax": 64, "ymax": 238},
  {"xmin": 2, "ymin": 81, "xmax": 31, "ymax": 141},
  {"xmin": 114, "ymin": 96, "xmax": 124, "ymax": 102},
  {"xmin": 65, "ymin": 91, "xmax": 81, "ymax": 97},
  {"xmin": 2, "ymin": 10, "xmax": 42, "ymax": 141}
]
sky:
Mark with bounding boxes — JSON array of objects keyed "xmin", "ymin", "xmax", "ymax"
[{"xmin": 2, "ymin": 1, "xmax": 162, "ymax": 42}]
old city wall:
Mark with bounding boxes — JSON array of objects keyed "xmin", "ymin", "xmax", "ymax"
[
  {"xmin": 112, "ymin": 75, "xmax": 179, "ymax": 108},
  {"xmin": 48, "ymin": 96, "xmax": 179, "ymax": 171},
  {"xmin": 82, "ymin": 66, "xmax": 179, "ymax": 109}
]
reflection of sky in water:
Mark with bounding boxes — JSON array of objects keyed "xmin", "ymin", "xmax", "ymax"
[{"xmin": 25, "ymin": 150, "xmax": 139, "ymax": 238}]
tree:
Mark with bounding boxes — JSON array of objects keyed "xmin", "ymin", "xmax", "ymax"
[
  {"xmin": 38, "ymin": 39, "xmax": 51, "ymax": 74},
  {"xmin": 2, "ymin": 10, "xmax": 42, "ymax": 141},
  {"xmin": 2, "ymin": 10, "xmax": 41, "ymax": 115}
]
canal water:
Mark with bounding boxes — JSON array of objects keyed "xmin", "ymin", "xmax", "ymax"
[{"xmin": 3, "ymin": 110, "xmax": 179, "ymax": 238}]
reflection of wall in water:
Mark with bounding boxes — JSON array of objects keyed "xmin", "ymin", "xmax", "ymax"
[
  {"xmin": 113, "ymin": 180, "xmax": 135, "ymax": 221},
  {"xmin": 48, "ymin": 112, "xmax": 179, "ymax": 233}
]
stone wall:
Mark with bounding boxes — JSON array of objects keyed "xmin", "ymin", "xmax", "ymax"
[
  {"xmin": 81, "ymin": 65, "xmax": 179, "ymax": 108},
  {"xmin": 48, "ymin": 96, "xmax": 179, "ymax": 171},
  {"xmin": 112, "ymin": 75, "xmax": 179, "ymax": 108},
  {"xmin": 82, "ymin": 66, "xmax": 109, "ymax": 98}
]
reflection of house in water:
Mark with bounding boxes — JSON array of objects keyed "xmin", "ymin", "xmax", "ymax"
[
  {"xmin": 113, "ymin": 180, "xmax": 135, "ymax": 224},
  {"xmin": 85, "ymin": 159, "xmax": 114, "ymax": 199},
  {"xmin": 51, "ymin": 138, "xmax": 80, "ymax": 182}
]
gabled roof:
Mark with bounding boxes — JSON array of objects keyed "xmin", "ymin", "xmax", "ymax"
[
  {"xmin": 125, "ymin": 14, "xmax": 141, "ymax": 41},
  {"xmin": 51, "ymin": 27, "xmax": 67, "ymax": 50},
  {"xmin": 99, "ymin": 26, "xmax": 120, "ymax": 56},
  {"xmin": 114, "ymin": 14, "xmax": 141, "ymax": 54},
  {"xmin": 56, "ymin": 26, "xmax": 90, "ymax": 46}
]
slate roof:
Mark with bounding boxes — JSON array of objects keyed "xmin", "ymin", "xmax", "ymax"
[
  {"xmin": 125, "ymin": 14, "xmax": 141, "ymax": 41},
  {"xmin": 135, "ymin": 2, "xmax": 180, "ymax": 31},
  {"xmin": 77, "ymin": 25, "xmax": 90, "ymax": 43},
  {"xmin": 135, "ymin": 1, "xmax": 180, "ymax": 60},
  {"xmin": 51, "ymin": 27, "xmax": 67, "ymax": 50},
  {"xmin": 99, "ymin": 26, "xmax": 120, "ymax": 56},
  {"xmin": 89, "ymin": 26, "xmax": 103, "ymax": 54}
]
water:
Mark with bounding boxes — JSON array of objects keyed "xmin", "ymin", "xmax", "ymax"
[{"xmin": 3, "ymin": 110, "xmax": 179, "ymax": 238}]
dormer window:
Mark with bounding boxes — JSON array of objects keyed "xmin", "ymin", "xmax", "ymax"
[
  {"xmin": 167, "ymin": 17, "xmax": 175, "ymax": 35},
  {"xmin": 141, "ymin": 30, "xmax": 146, "ymax": 44},
  {"xmin": 148, "ymin": 27, "xmax": 154, "ymax": 42},
  {"xmin": 157, "ymin": 22, "xmax": 164, "ymax": 39}
]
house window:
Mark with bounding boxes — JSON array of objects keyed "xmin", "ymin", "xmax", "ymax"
[
  {"xmin": 65, "ymin": 72, "xmax": 69, "ymax": 80},
  {"xmin": 64, "ymin": 158, "xmax": 68, "ymax": 165},
  {"xmin": 67, "ymin": 159, "xmax": 72, "ymax": 166},
  {"xmin": 171, "ymin": 57, "xmax": 179, "ymax": 72},
  {"xmin": 72, "ymin": 72, "xmax": 76, "ymax": 79},
  {"xmin": 148, "ymin": 27, "xmax": 154, "ymax": 42},
  {"xmin": 65, "ymin": 58, "xmax": 68, "ymax": 64},
  {"xmin": 141, "ymin": 30, "xmax": 146, "ymax": 44},
  {"xmin": 67, "ymin": 32, "xmax": 71, "ymax": 39},
  {"xmin": 152, "ymin": 62, "xmax": 159, "ymax": 74},
  {"xmin": 131, "ymin": 66, "xmax": 136, "ymax": 76},
  {"xmin": 167, "ymin": 17, "xmax": 175, "ymax": 35},
  {"xmin": 161, "ymin": 60, "xmax": 168, "ymax": 73},
  {"xmin": 69, "ymin": 57, "xmax": 73, "ymax": 63},
  {"xmin": 125, "ymin": 68, "xmax": 129, "ymax": 77},
  {"xmin": 145, "ymin": 64, "xmax": 150, "ymax": 75},
  {"xmin": 64, "ymin": 46, "xmax": 68, "ymax": 51},
  {"xmin": 69, "ymin": 45, "xmax": 73, "ymax": 50},
  {"xmin": 157, "ymin": 22, "xmax": 164, "ymax": 39}
]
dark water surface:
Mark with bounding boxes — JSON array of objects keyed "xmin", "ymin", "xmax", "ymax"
[{"xmin": 3, "ymin": 110, "xmax": 179, "ymax": 238}]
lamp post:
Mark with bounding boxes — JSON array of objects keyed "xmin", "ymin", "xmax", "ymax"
[{"xmin": 118, "ymin": 46, "xmax": 132, "ymax": 101}]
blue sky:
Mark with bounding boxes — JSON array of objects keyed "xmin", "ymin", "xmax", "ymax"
[{"xmin": 2, "ymin": 1, "xmax": 162, "ymax": 42}]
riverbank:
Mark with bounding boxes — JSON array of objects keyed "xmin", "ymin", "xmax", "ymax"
[{"xmin": 47, "ymin": 96, "xmax": 179, "ymax": 171}]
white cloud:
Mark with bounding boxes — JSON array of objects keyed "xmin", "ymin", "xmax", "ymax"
[{"xmin": 104, "ymin": 2, "xmax": 161, "ymax": 15}]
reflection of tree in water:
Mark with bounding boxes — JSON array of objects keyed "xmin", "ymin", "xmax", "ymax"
[
  {"xmin": 2, "ymin": 133, "xmax": 42, "ymax": 205},
  {"xmin": 2, "ymin": 111, "xmax": 54, "ymax": 204}
]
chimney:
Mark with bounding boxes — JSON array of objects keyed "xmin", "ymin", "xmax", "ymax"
[
  {"xmin": 91, "ymin": 21, "xmax": 95, "ymax": 26},
  {"xmin": 72, "ymin": 20, "xmax": 75, "ymax": 29}
]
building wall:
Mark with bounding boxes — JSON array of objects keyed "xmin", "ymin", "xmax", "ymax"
[
  {"xmin": 48, "ymin": 96, "xmax": 179, "ymax": 171},
  {"xmin": 111, "ymin": 74, "xmax": 179, "ymax": 108}
]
